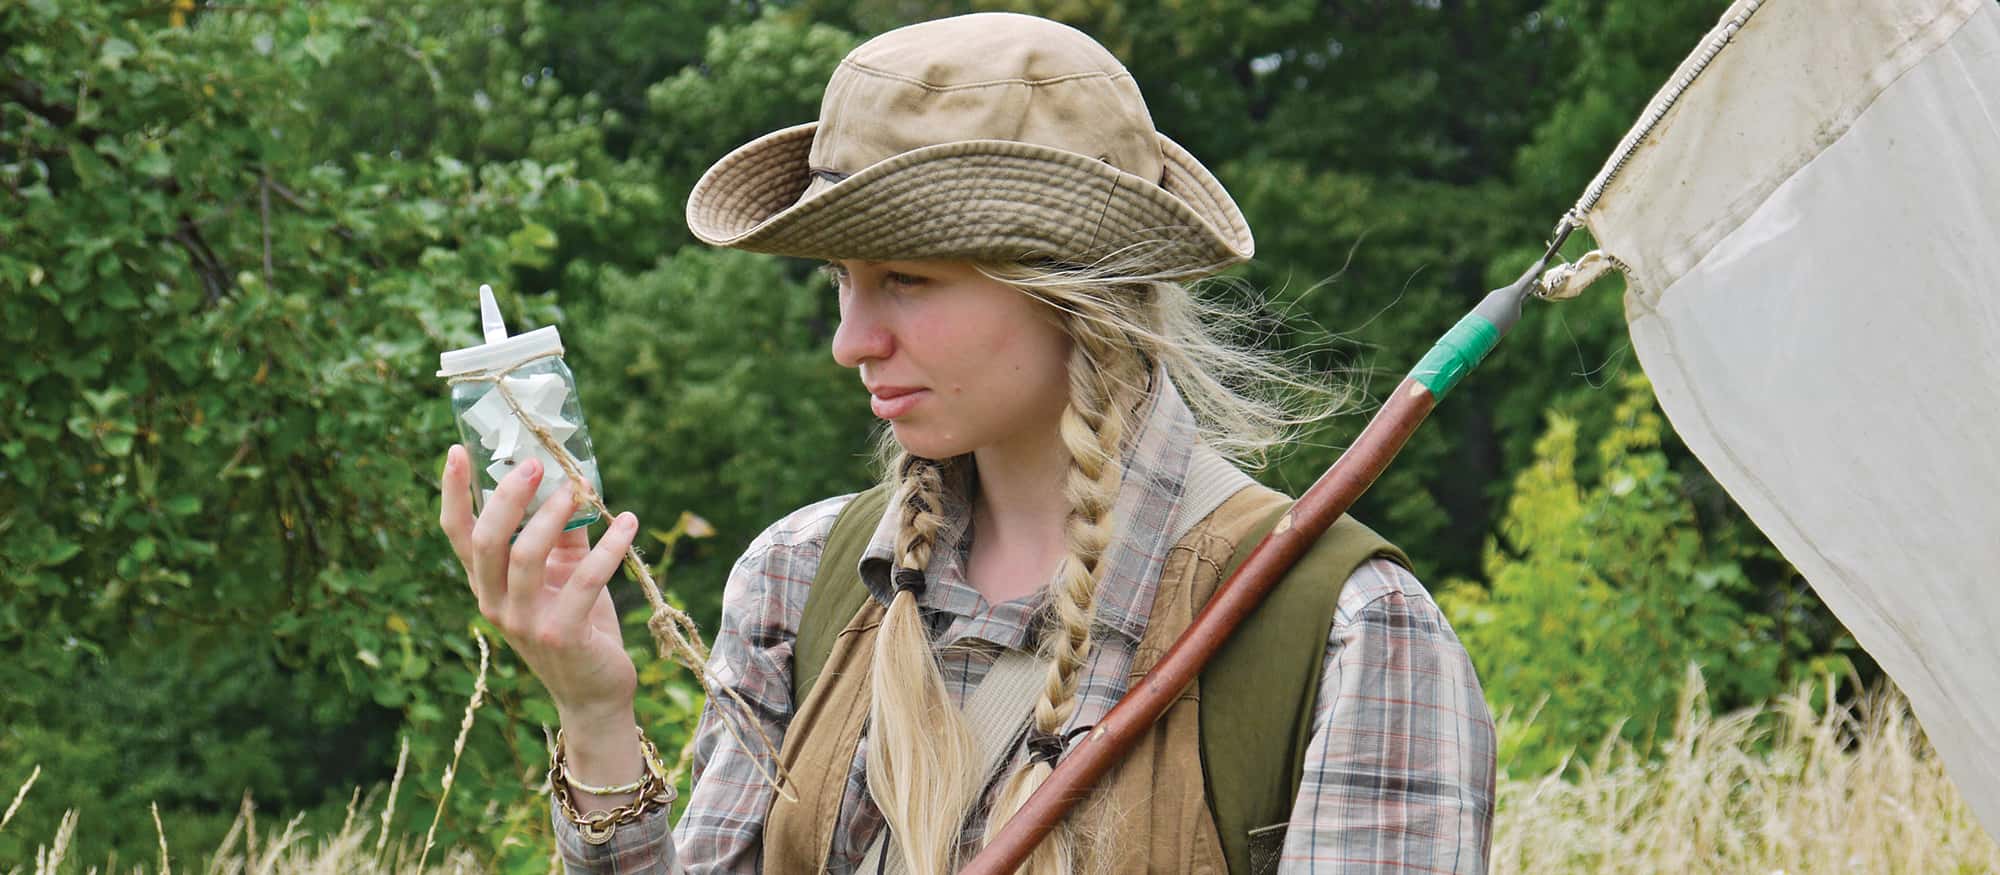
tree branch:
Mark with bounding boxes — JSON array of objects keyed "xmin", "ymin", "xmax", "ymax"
[
  {"xmin": 260, "ymin": 171, "xmax": 274, "ymax": 283},
  {"xmin": 170, "ymin": 213, "xmax": 235, "ymax": 306},
  {"xmin": 264, "ymin": 176, "xmax": 386, "ymax": 270}
]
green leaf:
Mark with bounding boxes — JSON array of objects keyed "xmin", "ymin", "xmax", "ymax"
[
  {"xmin": 82, "ymin": 387, "xmax": 127, "ymax": 415},
  {"xmin": 302, "ymin": 32, "xmax": 343, "ymax": 66},
  {"xmin": 41, "ymin": 541, "xmax": 83, "ymax": 567},
  {"xmin": 66, "ymin": 143, "xmax": 109, "ymax": 187},
  {"xmin": 133, "ymin": 453, "xmax": 157, "ymax": 497},
  {"xmin": 133, "ymin": 145, "xmax": 172, "ymax": 179},
  {"xmin": 164, "ymin": 495, "xmax": 201, "ymax": 517},
  {"xmin": 508, "ymin": 221, "xmax": 556, "ymax": 255},
  {"xmin": 98, "ymin": 37, "xmax": 137, "ymax": 69}
]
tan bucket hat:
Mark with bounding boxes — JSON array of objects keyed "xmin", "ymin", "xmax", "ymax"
[{"xmin": 685, "ymin": 12, "xmax": 1255, "ymax": 280}]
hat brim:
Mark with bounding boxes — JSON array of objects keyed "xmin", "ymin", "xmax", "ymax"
[{"xmin": 686, "ymin": 122, "xmax": 1255, "ymax": 281}]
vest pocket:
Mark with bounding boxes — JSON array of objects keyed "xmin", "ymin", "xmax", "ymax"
[{"xmin": 1247, "ymin": 822, "xmax": 1287, "ymax": 875}]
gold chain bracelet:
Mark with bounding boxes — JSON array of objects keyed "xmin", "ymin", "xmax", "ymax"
[{"xmin": 549, "ymin": 725, "xmax": 677, "ymax": 845}]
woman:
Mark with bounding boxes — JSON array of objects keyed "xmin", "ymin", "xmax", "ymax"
[{"xmin": 439, "ymin": 11, "xmax": 1494, "ymax": 874}]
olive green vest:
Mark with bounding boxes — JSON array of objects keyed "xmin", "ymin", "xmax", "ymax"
[{"xmin": 783, "ymin": 483, "xmax": 1408, "ymax": 874}]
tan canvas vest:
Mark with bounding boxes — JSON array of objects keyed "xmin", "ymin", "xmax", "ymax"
[{"xmin": 762, "ymin": 485, "xmax": 1295, "ymax": 875}]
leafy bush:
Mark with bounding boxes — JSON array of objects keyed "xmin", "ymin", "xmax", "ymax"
[
  {"xmin": 1440, "ymin": 374, "xmax": 1853, "ymax": 775},
  {"xmin": 0, "ymin": 1, "xmax": 674, "ymax": 866}
]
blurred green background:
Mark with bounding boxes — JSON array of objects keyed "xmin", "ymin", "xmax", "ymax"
[{"xmin": 0, "ymin": 0, "xmax": 1865, "ymax": 869}]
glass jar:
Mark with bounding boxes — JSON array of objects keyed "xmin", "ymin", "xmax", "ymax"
[{"xmin": 438, "ymin": 311, "xmax": 603, "ymax": 535}]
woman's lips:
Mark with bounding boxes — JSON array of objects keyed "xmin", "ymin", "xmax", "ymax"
[{"xmin": 870, "ymin": 388, "xmax": 927, "ymax": 419}]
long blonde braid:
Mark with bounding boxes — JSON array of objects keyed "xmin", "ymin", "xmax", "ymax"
[
  {"xmin": 978, "ymin": 318, "xmax": 1146, "ymax": 875},
  {"xmin": 865, "ymin": 453, "xmax": 986, "ymax": 874}
]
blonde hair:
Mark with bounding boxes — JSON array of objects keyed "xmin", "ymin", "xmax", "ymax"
[{"xmin": 862, "ymin": 254, "xmax": 1347, "ymax": 874}]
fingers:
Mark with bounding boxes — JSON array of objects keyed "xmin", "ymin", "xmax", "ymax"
[
  {"xmin": 445, "ymin": 447, "xmax": 628, "ymax": 659},
  {"xmin": 468, "ymin": 457, "xmax": 545, "ymax": 610},
  {"xmin": 552, "ymin": 521, "xmax": 592, "ymax": 553},
  {"xmin": 439, "ymin": 445, "xmax": 478, "ymax": 572},
  {"xmin": 554, "ymin": 512, "xmax": 639, "ymax": 632},
  {"xmin": 504, "ymin": 481, "xmax": 580, "ymax": 621}
]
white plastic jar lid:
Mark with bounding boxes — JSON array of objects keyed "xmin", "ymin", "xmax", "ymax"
[{"xmin": 436, "ymin": 325, "xmax": 564, "ymax": 377}]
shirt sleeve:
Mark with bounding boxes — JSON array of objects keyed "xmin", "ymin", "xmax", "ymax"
[
  {"xmin": 551, "ymin": 493, "xmax": 854, "ymax": 874},
  {"xmin": 1280, "ymin": 558, "xmax": 1498, "ymax": 874},
  {"xmin": 554, "ymin": 803, "xmax": 682, "ymax": 874}
]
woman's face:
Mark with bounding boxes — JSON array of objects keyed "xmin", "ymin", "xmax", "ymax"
[{"xmin": 827, "ymin": 259, "xmax": 1073, "ymax": 460}]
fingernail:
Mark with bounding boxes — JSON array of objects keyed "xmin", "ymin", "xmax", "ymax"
[
  {"xmin": 523, "ymin": 458, "xmax": 542, "ymax": 478},
  {"xmin": 617, "ymin": 513, "xmax": 636, "ymax": 530}
]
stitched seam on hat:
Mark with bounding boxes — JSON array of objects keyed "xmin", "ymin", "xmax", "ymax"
[
  {"xmin": 840, "ymin": 59, "xmax": 1132, "ymax": 93},
  {"xmin": 822, "ymin": 60, "xmax": 869, "ymax": 176}
]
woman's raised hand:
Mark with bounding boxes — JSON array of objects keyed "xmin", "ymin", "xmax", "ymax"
[{"xmin": 438, "ymin": 444, "xmax": 640, "ymax": 727}]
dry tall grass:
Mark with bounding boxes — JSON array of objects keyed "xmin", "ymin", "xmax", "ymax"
[
  {"xmin": 0, "ymin": 774, "xmax": 483, "ymax": 875},
  {"xmin": 1, "ymin": 634, "xmax": 495, "ymax": 875},
  {"xmin": 1492, "ymin": 666, "xmax": 2000, "ymax": 873},
  {"xmin": 7, "ymin": 667, "xmax": 1994, "ymax": 873}
]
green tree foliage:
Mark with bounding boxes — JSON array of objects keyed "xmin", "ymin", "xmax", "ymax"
[
  {"xmin": 570, "ymin": 247, "xmax": 877, "ymax": 621},
  {"xmin": 293, "ymin": 0, "xmax": 687, "ymax": 286},
  {"xmin": 0, "ymin": 1, "xmax": 672, "ymax": 866}
]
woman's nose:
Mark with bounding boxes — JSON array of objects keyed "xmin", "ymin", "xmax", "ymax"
[{"xmin": 830, "ymin": 290, "xmax": 892, "ymax": 369}]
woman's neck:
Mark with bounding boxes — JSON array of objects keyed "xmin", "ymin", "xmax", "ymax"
[{"xmin": 966, "ymin": 425, "xmax": 1074, "ymax": 604}]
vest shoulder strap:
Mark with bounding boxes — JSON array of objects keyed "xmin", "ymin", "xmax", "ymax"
[
  {"xmin": 1200, "ymin": 498, "xmax": 1409, "ymax": 875},
  {"xmin": 792, "ymin": 483, "xmax": 894, "ymax": 706}
]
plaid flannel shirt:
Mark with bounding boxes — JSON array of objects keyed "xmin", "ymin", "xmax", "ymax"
[{"xmin": 554, "ymin": 378, "xmax": 1496, "ymax": 873}]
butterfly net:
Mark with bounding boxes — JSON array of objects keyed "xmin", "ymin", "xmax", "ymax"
[{"xmin": 1554, "ymin": 0, "xmax": 2000, "ymax": 835}]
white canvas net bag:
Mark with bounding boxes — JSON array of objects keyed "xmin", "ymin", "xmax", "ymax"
[{"xmin": 1556, "ymin": 0, "xmax": 2000, "ymax": 836}]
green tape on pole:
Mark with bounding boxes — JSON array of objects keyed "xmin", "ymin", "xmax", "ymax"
[{"xmin": 1408, "ymin": 313, "xmax": 1501, "ymax": 399}]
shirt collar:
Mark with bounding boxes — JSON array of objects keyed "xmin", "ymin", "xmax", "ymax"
[{"xmin": 856, "ymin": 370, "xmax": 1253, "ymax": 646}]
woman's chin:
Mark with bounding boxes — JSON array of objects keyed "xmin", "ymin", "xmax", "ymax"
[{"xmin": 888, "ymin": 422, "xmax": 970, "ymax": 461}]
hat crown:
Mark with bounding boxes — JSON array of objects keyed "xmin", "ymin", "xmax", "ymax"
[{"xmin": 806, "ymin": 13, "xmax": 1164, "ymax": 195}]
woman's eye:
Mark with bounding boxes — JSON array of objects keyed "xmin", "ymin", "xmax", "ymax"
[{"xmin": 819, "ymin": 264, "xmax": 922, "ymax": 291}]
